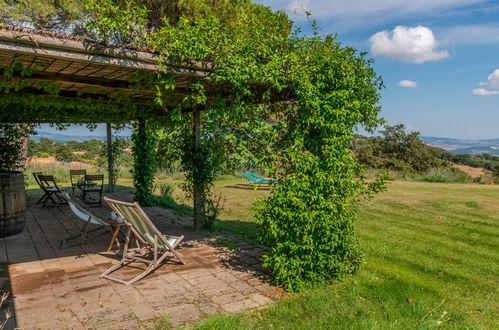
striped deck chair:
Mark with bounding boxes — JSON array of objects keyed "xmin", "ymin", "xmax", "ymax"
[
  {"xmin": 60, "ymin": 192, "xmax": 124, "ymax": 250},
  {"xmin": 101, "ymin": 197, "xmax": 186, "ymax": 285}
]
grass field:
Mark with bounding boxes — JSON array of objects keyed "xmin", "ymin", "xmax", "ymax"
[
  {"xmin": 197, "ymin": 180, "xmax": 498, "ymax": 329},
  {"xmin": 26, "ymin": 166, "xmax": 498, "ymax": 328}
]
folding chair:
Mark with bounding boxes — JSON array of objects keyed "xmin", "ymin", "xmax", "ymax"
[
  {"xmin": 38, "ymin": 175, "xmax": 66, "ymax": 207},
  {"xmin": 101, "ymin": 197, "xmax": 185, "ymax": 285},
  {"xmin": 82, "ymin": 174, "xmax": 104, "ymax": 206},
  {"xmin": 69, "ymin": 169, "xmax": 86, "ymax": 196},
  {"xmin": 60, "ymin": 192, "xmax": 125, "ymax": 250},
  {"xmin": 33, "ymin": 172, "xmax": 52, "ymax": 205}
]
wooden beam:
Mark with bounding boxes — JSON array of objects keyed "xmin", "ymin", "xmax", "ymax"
[
  {"xmin": 107, "ymin": 124, "xmax": 114, "ymax": 193},
  {"xmin": 192, "ymin": 107, "xmax": 203, "ymax": 231}
]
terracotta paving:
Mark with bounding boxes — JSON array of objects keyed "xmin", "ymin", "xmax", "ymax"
[{"xmin": 0, "ymin": 192, "xmax": 281, "ymax": 329}]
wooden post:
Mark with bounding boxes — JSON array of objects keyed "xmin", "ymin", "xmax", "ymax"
[
  {"xmin": 106, "ymin": 123, "xmax": 114, "ymax": 193},
  {"xmin": 192, "ymin": 108, "xmax": 203, "ymax": 231}
]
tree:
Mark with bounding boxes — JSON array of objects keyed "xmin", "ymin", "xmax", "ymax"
[
  {"xmin": 0, "ymin": 1, "xmax": 87, "ymax": 33},
  {"xmin": 492, "ymin": 164, "xmax": 499, "ymax": 179},
  {"xmin": 37, "ymin": 137, "xmax": 57, "ymax": 155},
  {"xmin": 355, "ymin": 124, "xmax": 446, "ymax": 173},
  {"xmin": 55, "ymin": 144, "xmax": 74, "ymax": 162}
]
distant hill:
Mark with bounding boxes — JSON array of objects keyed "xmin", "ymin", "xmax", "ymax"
[
  {"xmin": 421, "ymin": 136, "xmax": 499, "ymax": 156},
  {"xmin": 31, "ymin": 131, "xmax": 130, "ymax": 142}
]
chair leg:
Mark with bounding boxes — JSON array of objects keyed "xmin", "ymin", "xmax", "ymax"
[
  {"xmin": 42, "ymin": 192, "xmax": 58, "ymax": 207},
  {"xmin": 107, "ymin": 225, "xmax": 122, "ymax": 252},
  {"xmin": 61, "ymin": 226, "xmax": 109, "ymax": 248},
  {"xmin": 124, "ymin": 263, "xmax": 157, "ymax": 286},
  {"xmin": 36, "ymin": 193, "xmax": 48, "ymax": 205}
]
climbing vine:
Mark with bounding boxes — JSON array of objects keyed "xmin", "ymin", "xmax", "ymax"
[
  {"xmin": 144, "ymin": 10, "xmax": 385, "ymax": 290},
  {"xmin": 131, "ymin": 119, "xmax": 158, "ymax": 206},
  {"xmin": 0, "ymin": 60, "xmax": 164, "ymax": 205},
  {"xmin": 2, "ymin": 1, "xmax": 386, "ymax": 290}
]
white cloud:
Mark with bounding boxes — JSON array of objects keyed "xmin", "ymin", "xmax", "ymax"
[
  {"xmin": 369, "ymin": 26, "xmax": 449, "ymax": 64},
  {"xmin": 472, "ymin": 88, "xmax": 499, "ymax": 96},
  {"xmin": 473, "ymin": 69, "xmax": 499, "ymax": 96},
  {"xmin": 486, "ymin": 69, "xmax": 499, "ymax": 89},
  {"xmin": 398, "ymin": 80, "xmax": 417, "ymax": 88}
]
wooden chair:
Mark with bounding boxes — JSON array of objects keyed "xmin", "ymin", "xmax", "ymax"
[
  {"xmin": 38, "ymin": 175, "xmax": 66, "ymax": 207},
  {"xmin": 69, "ymin": 169, "xmax": 86, "ymax": 196},
  {"xmin": 100, "ymin": 197, "xmax": 185, "ymax": 285},
  {"xmin": 82, "ymin": 174, "xmax": 104, "ymax": 206},
  {"xmin": 33, "ymin": 172, "xmax": 51, "ymax": 205},
  {"xmin": 60, "ymin": 192, "xmax": 124, "ymax": 250}
]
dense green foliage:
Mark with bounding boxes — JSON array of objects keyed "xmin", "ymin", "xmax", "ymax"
[
  {"xmin": 0, "ymin": 0, "xmax": 86, "ymax": 32},
  {"xmin": 131, "ymin": 120, "xmax": 157, "ymax": 206},
  {"xmin": 96, "ymin": 137, "xmax": 133, "ymax": 186},
  {"xmin": 251, "ymin": 33, "xmax": 384, "ymax": 290},
  {"xmin": 28, "ymin": 137, "xmax": 131, "ymax": 163},
  {"xmin": 354, "ymin": 125, "xmax": 499, "ymax": 184},
  {"xmin": 54, "ymin": 144, "xmax": 75, "ymax": 162},
  {"xmin": 438, "ymin": 150, "xmax": 499, "ymax": 171},
  {"xmin": 0, "ymin": 123, "xmax": 32, "ymax": 171}
]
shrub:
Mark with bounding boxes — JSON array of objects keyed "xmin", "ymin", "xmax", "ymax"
[
  {"xmin": 257, "ymin": 154, "xmax": 384, "ymax": 292},
  {"xmin": 55, "ymin": 145, "xmax": 75, "ymax": 162},
  {"xmin": 38, "ymin": 152, "xmax": 51, "ymax": 158},
  {"xmin": 473, "ymin": 173, "xmax": 495, "ymax": 185},
  {"xmin": 156, "ymin": 182, "xmax": 175, "ymax": 199},
  {"xmin": 413, "ymin": 167, "xmax": 472, "ymax": 184}
]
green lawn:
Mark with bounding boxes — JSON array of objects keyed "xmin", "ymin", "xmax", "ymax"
[
  {"xmin": 196, "ymin": 180, "xmax": 499, "ymax": 329},
  {"xmin": 27, "ymin": 170, "xmax": 498, "ymax": 328}
]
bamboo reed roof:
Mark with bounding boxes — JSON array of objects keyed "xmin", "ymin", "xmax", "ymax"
[{"xmin": 0, "ymin": 25, "xmax": 212, "ymax": 103}]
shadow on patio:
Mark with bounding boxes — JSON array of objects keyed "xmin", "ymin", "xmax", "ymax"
[{"xmin": 0, "ymin": 190, "xmax": 282, "ymax": 329}]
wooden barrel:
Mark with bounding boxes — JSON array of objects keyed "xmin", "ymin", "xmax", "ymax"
[{"xmin": 0, "ymin": 171, "xmax": 26, "ymax": 237}]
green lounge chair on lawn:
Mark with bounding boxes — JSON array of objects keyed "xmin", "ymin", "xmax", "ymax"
[
  {"xmin": 249, "ymin": 171, "xmax": 280, "ymax": 185},
  {"xmin": 241, "ymin": 171, "xmax": 271, "ymax": 187},
  {"xmin": 100, "ymin": 197, "xmax": 185, "ymax": 285}
]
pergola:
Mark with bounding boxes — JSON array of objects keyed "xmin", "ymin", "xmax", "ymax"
[{"xmin": 0, "ymin": 25, "xmax": 292, "ymax": 229}]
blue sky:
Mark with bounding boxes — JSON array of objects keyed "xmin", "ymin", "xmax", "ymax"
[
  {"xmin": 41, "ymin": 1, "xmax": 499, "ymax": 139},
  {"xmin": 257, "ymin": 0, "xmax": 499, "ymax": 139}
]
